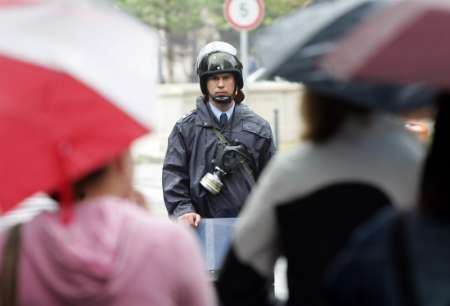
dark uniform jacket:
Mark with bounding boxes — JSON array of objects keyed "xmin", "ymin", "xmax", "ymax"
[{"xmin": 162, "ymin": 96, "xmax": 275, "ymax": 218}]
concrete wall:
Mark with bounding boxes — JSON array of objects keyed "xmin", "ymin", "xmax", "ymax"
[{"xmin": 132, "ymin": 82, "xmax": 303, "ymax": 160}]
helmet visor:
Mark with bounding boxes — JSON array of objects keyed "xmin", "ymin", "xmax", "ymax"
[{"xmin": 198, "ymin": 52, "xmax": 242, "ymax": 75}]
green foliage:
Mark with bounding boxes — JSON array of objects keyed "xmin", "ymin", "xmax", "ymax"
[
  {"xmin": 116, "ymin": 0, "xmax": 207, "ymax": 33},
  {"xmin": 263, "ymin": 0, "xmax": 311, "ymax": 25}
]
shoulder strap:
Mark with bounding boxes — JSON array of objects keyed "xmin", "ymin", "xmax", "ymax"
[
  {"xmin": 212, "ymin": 127, "xmax": 229, "ymax": 146},
  {"xmin": 212, "ymin": 128, "xmax": 255, "ymax": 182},
  {"xmin": 0, "ymin": 223, "xmax": 22, "ymax": 306},
  {"xmin": 392, "ymin": 214, "xmax": 421, "ymax": 306}
]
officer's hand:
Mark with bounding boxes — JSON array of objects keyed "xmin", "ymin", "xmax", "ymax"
[{"xmin": 177, "ymin": 213, "xmax": 201, "ymax": 227}]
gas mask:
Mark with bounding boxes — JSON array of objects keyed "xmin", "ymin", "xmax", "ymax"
[{"xmin": 200, "ymin": 142, "xmax": 250, "ymax": 195}]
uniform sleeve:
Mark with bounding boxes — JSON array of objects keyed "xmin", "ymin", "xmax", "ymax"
[
  {"xmin": 258, "ymin": 129, "xmax": 276, "ymax": 177},
  {"xmin": 162, "ymin": 124, "xmax": 196, "ymax": 217},
  {"xmin": 251, "ymin": 121, "xmax": 276, "ymax": 181},
  {"xmin": 216, "ymin": 157, "xmax": 282, "ymax": 306}
]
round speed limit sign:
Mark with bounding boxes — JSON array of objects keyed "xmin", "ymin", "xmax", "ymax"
[{"xmin": 224, "ymin": 0, "xmax": 265, "ymax": 31}]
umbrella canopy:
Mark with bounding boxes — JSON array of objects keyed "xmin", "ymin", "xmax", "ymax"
[
  {"xmin": 255, "ymin": 0, "xmax": 436, "ymax": 111},
  {"xmin": 322, "ymin": 0, "xmax": 450, "ymax": 91},
  {"xmin": 0, "ymin": 0, "xmax": 158, "ymax": 213}
]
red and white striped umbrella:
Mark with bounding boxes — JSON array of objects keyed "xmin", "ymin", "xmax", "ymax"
[{"xmin": 0, "ymin": 0, "xmax": 159, "ymax": 213}]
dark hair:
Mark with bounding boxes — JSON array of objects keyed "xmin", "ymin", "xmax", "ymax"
[
  {"xmin": 418, "ymin": 95, "xmax": 450, "ymax": 219},
  {"xmin": 301, "ymin": 88, "xmax": 370, "ymax": 144},
  {"xmin": 50, "ymin": 166, "xmax": 108, "ymax": 202}
]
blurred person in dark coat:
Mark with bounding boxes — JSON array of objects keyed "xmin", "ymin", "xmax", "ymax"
[{"xmin": 326, "ymin": 97, "xmax": 449, "ymax": 306}]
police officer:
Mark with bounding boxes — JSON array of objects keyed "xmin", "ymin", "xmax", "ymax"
[{"xmin": 162, "ymin": 41, "xmax": 275, "ymax": 227}]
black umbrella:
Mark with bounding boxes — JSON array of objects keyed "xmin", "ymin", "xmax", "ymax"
[{"xmin": 255, "ymin": 0, "xmax": 436, "ymax": 112}]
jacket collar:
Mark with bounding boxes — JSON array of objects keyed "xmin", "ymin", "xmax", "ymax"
[{"xmin": 195, "ymin": 96, "xmax": 254, "ymax": 129}]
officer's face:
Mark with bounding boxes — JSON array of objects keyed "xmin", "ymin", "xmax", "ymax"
[{"xmin": 207, "ymin": 73, "xmax": 236, "ymax": 97}]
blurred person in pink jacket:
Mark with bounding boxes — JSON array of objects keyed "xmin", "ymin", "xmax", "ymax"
[{"xmin": 0, "ymin": 150, "xmax": 217, "ymax": 306}]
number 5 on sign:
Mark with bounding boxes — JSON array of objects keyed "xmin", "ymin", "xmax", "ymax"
[
  {"xmin": 224, "ymin": 0, "xmax": 265, "ymax": 31},
  {"xmin": 240, "ymin": 2, "xmax": 249, "ymax": 18}
]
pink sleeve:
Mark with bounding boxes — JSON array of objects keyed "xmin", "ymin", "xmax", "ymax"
[{"xmin": 172, "ymin": 225, "xmax": 218, "ymax": 306}]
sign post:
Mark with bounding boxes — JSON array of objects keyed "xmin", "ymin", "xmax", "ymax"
[
  {"xmin": 240, "ymin": 30, "xmax": 248, "ymax": 81},
  {"xmin": 224, "ymin": 0, "xmax": 265, "ymax": 82}
]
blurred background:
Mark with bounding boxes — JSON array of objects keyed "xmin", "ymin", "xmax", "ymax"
[
  {"xmin": 0, "ymin": 0, "xmax": 432, "ymax": 234},
  {"xmin": 115, "ymin": 0, "xmax": 313, "ymax": 83}
]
